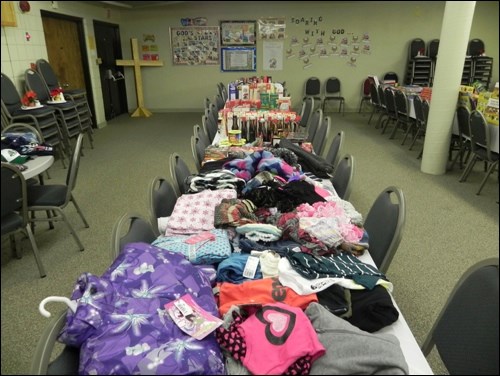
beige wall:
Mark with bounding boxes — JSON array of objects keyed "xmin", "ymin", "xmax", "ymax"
[
  {"xmin": 1, "ymin": 0, "xmax": 126, "ymax": 126},
  {"xmin": 1, "ymin": 1, "xmax": 498, "ymax": 127}
]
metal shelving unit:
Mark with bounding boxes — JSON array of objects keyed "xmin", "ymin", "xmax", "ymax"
[
  {"xmin": 405, "ymin": 57, "xmax": 433, "ymax": 86},
  {"xmin": 471, "ymin": 56, "xmax": 493, "ymax": 88},
  {"xmin": 461, "ymin": 57, "xmax": 473, "ymax": 85}
]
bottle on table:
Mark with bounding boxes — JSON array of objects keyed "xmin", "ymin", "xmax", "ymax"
[
  {"xmin": 232, "ymin": 114, "xmax": 239, "ymax": 130},
  {"xmin": 249, "ymin": 116, "xmax": 256, "ymax": 143},
  {"xmin": 241, "ymin": 117, "xmax": 248, "ymax": 141}
]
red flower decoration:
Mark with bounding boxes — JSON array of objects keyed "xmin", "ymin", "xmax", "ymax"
[
  {"xmin": 21, "ymin": 90, "xmax": 37, "ymax": 106},
  {"xmin": 50, "ymin": 87, "xmax": 63, "ymax": 98}
]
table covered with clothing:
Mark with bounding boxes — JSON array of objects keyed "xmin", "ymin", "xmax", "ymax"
[{"xmin": 54, "ymin": 144, "xmax": 430, "ymax": 374}]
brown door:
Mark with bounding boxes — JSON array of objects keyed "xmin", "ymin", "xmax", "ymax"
[
  {"xmin": 42, "ymin": 16, "xmax": 85, "ymax": 90},
  {"xmin": 41, "ymin": 11, "xmax": 95, "ymax": 127}
]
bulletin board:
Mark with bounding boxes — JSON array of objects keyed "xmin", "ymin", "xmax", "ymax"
[
  {"xmin": 170, "ymin": 26, "xmax": 220, "ymax": 65},
  {"xmin": 221, "ymin": 47, "xmax": 256, "ymax": 72},
  {"xmin": 220, "ymin": 20, "xmax": 256, "ymax": 46}
]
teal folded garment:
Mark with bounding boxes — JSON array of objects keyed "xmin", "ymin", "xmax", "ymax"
[{"xmin": 151, "ymin": 229, "xmax": 231, "ymax": 265}]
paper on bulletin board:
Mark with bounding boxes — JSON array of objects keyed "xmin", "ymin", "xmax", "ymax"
[
  {"xmin": 142, "ymin": 34, "xmax": 159, "ymax": 61},
  {"xmin": 263, "ymin": 41, "xmax": 283, "ymax": 71}
]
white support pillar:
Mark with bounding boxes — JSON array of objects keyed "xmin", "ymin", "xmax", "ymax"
[{"xmin": 421, "ymin": 1, "xmax": 476, "ymax": 175}]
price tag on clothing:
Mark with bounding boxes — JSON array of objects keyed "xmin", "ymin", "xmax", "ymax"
[
  {"xmin": 173, "ymin": 298, "xmax": 194, "ymax": 316},
  {"xmin": 184, "ymin": 231, "xmax": 216, "ymax": 244},
  {"xmin": 242, "ymin": 255, "xmax": 260, "ymax": 279}
]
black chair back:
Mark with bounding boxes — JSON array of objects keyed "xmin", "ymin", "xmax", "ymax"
[
  {"xmin": 413, "ymin": 96, "xmax": 424, "ymax": 124},
  {"xmin": 25, "ymin": 69, "xmax": 51, "ymax": 103},
  {"xmin": 467, "ymin": 38, "xmax": 485, "ymax": 56},
  {"xmin": 325, "ymin": 130, "xmax": 345, "ymax": 168},
  {"xmin": 421, "ymin": 258, "xmax": 499, "ymax": 375},
  {"xmin": 427, "ymin": 39, "xmax": 439, "ymax": 60},
  {"xmin": 299, "ymin": 97, "xmax": 315, "ymax": 128},
  {"xmin": 312, "ymin": 116, "xmax": 330, "ymax": 156},
  {"xmin": 383, "ymin": 72, "xmax": 399, "ymax": 84},
  {"xmin": 364, "ymin": 186, "xmax": 406, "ymax": 274},
  {"xmin": 150, "ymin": 177, "xmax": 177, "ymax": 221},
  {"xmin": 394, "ymin": 90, "xmax": 409, "ymax": 117},
  {"xmin": 325, "ymin": 77, "xmax": 341, "ymax": 94},
  {"xmin": 110, "ymin": 212, "xmax": 158, "ymax": 260},
  {"xmin": 66, "ymin": 133, "xmax": 84, "ymax": 192},
  {"xmin": 1, "ymin": 72, "xmax": 23, "ymax": 113},
  {"xmin": 408, "ymin": 38, "xmax": 426, "ymax": 59},
  {"xmin": 469, "ymin": 110, "xmax": 491, "ymax": 156},
  {"xmin": 35, "ymin": 59, "xmax": 60, "ymax": 91},
  {"xmin": 169, "ymin": 153, "xmax": 192, "ymax": 196},
  {"xmin": 331, "ymin": 154, "xmax": 354, "ymax": 201},
  {"xmin": 305, "ymin": 77, "xmax": 321, "ymax": 96},
  {"xmin": 194, "ymin": 124, "xmax": 210, "ymax": 149},
  {"xmin": 384, "ymin": 88, "xmax": 397, "ymax": 116},
  {"xmin": 457, "ymin": 105, "xmax": 471, "ymax": 138},
  {"xmin": 307, "ymin": 108, "xmax": 322, "ymax": 142}
]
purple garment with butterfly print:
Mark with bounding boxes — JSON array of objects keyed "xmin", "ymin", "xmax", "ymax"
[{"xmin": 57, "ymin": 242, "xmax": 226, "ymax": 375}]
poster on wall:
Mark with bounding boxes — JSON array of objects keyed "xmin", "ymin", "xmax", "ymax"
[
  {"xmin": 258, "ymin": 17, "xmax": 286, "ymax": 40},
  {"xmin": 170, "ymin": 26, "xmax": 220, "ymax": 65},
  {"xmin": 263, "ymin": 41, "xmax": 283, "ymax": 71},
  {"xmin": 220, "ymin": 20, "xmax": 256, "ymax": 45},
  {"xmin": 142, "ymin": 33, "xmax": 159, "ymax": 61},
  {"xmin": 221, "ymin": 47, "xmax": 256, "ymax": 72}
]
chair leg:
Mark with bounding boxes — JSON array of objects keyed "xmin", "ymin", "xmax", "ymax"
[
  {"xmin": 401, "ymin": 123, "xmax": 414, "ymax": 145},
  {"xmin": 43, "ymin": 210, "xmax": 55, "ymax": 230},
  {"xmin": 389, "ymin": 120, "xmax": 401, "ymax": 139},
  {"xmin": 368, "ymin": 108, "xmax": 376, "ymax": 124},
  {"xmin": 381, "ymin": 117, "xmax": 393, "ymax": 135},
  {"xmin": 9, "ymin": 234, "xmax": 22, "ymax": 259},
  {"xmin": 57, "ymin": 146, "xmax": 68, "ymax": 169},
  {"xmin": 55, "ymin": 208, "xmax": 85, "ymax": 251},
  {"xmin": 70, "ymin": 195, "xmax": 90, "ymax": 228},
  {"xmin": 476, "ymin": 162, "xmax": 499, "ymax": 195},
  {"xmin": 459, "ymin": 155, "xmax": 478, "ymax": 182},
  {"xmin": 408, "ymin": 128, "xmax": 422, "ymax": 150},
  {"xmin": 448, "ymin": 145, "xmax": 465, "ymax": 171},
  {"xmin": 86, "ymin": 129, "xmax": 94, "ymax": 149},
  {"xmin": 25, "ymin": 227, "xmax": 46, "ymax": 278},
  {"xmin": 375, "ymin": 113, "xmax": 387, "ymax": 129}
]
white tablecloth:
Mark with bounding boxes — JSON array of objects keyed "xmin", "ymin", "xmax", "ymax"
[{"xmin": 21, "ymin": 155, "xmax": 54, "ymax": 180}]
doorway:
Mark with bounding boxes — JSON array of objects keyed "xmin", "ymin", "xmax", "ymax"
[
  {"xmin": 40, "ymin": 10, "xmax": 96, "ymax": 127},
  {"xmin": 94, "ymin": 21, "xmax": 128, "ymax": 121}
]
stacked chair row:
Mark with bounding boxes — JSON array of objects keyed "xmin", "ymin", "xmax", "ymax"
[
  {"xmin": 367, "ymin": 82, "xmax": 498, "ymax": 196},
  {"xmin": 1, "ymin": 59, "xmax": 94, "ymax": 168}
]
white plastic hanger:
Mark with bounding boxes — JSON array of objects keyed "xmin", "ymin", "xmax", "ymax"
[{"xmin": 39, "ymin": 296, "xmax": 77, "ymax": 318}]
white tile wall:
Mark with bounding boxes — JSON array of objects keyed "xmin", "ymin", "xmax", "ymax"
[{"xmin": 1, "ymin": 3, "xmax": 49, "ymax": 95}]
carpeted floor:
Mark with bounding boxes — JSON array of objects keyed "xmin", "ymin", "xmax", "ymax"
[{"xmin": 1, "ymin": 110, "xmax": 498, "ymax": 375}]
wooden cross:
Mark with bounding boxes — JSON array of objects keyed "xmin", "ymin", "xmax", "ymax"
[{"xmin": 116, "ymin": 38, "xmax": 163, "ymax": 118}]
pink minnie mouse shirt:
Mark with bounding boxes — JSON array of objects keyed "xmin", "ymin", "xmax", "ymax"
[{"xmin": 238, "ymin": 302, "xmax": 325, "ymax": 374}]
